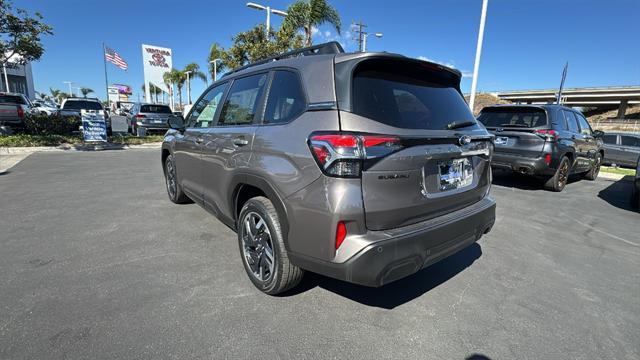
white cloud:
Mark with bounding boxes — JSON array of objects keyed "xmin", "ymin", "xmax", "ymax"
[
  {"xmin": 324, "ymin": 30, "xmax": 331, "ymax": 37},
  {"xmin": 311, "ymin": 26, "xmax": 319, "ymax": 36}
]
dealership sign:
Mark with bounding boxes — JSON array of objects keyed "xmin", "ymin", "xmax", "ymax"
[
  {"xmin": 81, "ymin": 110, "xmax": 107, "ymax": 142},
  {"xmin": 141, "ymin": 44, "xmax": 172, "ymax": 102}
]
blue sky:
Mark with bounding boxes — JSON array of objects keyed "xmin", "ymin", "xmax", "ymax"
[{"xmin": 17, "ymin": 0, "xmax": 640, "ymax": 101}]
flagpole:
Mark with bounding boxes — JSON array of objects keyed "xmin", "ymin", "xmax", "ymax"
[{"xmin": 102, "ymin": 43, "xmax": 110, "ymax": 109}]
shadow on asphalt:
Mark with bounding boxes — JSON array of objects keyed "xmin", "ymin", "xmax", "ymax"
[
  {"xmin": 466, "ymin": 355, "xmax": 492, "ymax": 360},
  {"xmin": 492, "ymin": 170, "xmax": 581, "ymax": 191},
  {"xmin": 282, "ymin": 243, "xmax": 483, "ymax": 309},
  {"xmin": 597, "ymin": 176, "xmax": 637, "ymax": 212}
]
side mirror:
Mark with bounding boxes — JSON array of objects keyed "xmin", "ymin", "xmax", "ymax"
[
  {"xmin": 593, "ymin": 130, "xmax": 604, "ymax": 138},
  {"xmin": 168, "ymin": 115, "xmax": 185, "ymax": 130}
]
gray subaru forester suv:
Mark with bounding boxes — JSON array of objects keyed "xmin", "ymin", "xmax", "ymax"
[{"xmin": 161, "ymin": 42, "xmax": 496, "ymax": 294}]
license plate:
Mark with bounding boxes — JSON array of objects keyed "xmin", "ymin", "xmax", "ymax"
[
  {"xmin": 153, "ymin": 119, "xmax": 162, "ymax": 124},
  {"xmin": 438, "ymin": 158, "xmax": 473, "ymax": 191},
  {"xmin": 495, "ymin": 136, "xmax": 509, "ymax": 146}
]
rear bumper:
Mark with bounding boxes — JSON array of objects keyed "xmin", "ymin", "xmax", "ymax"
[
  {"xmin": 491, "ymin": 152, "xmax": 555, "ymax": 176},
  {"xmin": 289, "ymin": 196, "xmax": 496, "ymax": 287}
]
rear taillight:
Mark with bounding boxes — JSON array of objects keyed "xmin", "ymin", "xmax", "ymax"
[
  {"xmin": 16, "ymin": 106, "xmax": 24, "ymax": 119},
  {"xmin": 335, "ymin": 221, "xmax": 347, "ymax": 249},
  {"xmin": 534, "ymin": 129, "xmax": 559, "ymax": 141},
  {"xmin": 308, "ymin": 132, "xmax": 402, "ymax": 177},
  {"xmin": 135, "ymin": 114, "xmax": 146, "ymax": 119},
  {"xmin": 544, "ymin": 153, "xmax": 552, "ymax": 166}
]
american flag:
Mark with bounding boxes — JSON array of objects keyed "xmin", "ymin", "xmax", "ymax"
[{"xmin": 105, "ymin": 46, "xmax": 128, "ymax": 70}]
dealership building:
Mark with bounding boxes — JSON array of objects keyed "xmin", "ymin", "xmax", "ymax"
[{"xmin": 1, "ymin": 62, "xmax": 36, "ymax": 100}]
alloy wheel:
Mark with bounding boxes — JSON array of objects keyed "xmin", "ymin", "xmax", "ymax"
[
  {"xmin": 558, "ymin": 160, "xmax": 569, "ymax": 188},
  {"xmin": 165, "ymin": 159, "xmax": 177, "ymax": 200},
  {"xmin": 241, "ymin": 212, "xmax": 275, "ymax": 282}
]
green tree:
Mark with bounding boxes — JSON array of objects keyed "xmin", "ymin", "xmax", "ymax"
[
  {"xmin": 162, "ymin": 69, "xmax": 185, "ymax": 108},
  {"xmin": 282, "ymin": 0, "xmax": 341, "ymax": 46},
  {"xmin": 0, "ymin": 0, "xmax": 53, "ymax": 69},
  {"xmin": 183, "ymin": 63, "xmax": 206, "ymax": 104},
  {"xmin": 80, "ymin": 87, "xmax": 94, "ymax": 98},
  {"xmin": 216, "ymin": 24, "xmax": 304, "ymax": 72},
  {"xmin": 49, "ymin": 87, "xmax": 67, "ymax": 104}
]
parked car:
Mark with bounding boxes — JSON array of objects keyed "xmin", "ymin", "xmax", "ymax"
[
  {"xmin": 31, "ymin": 99, "xmax": 57, "ymax": 116},
  {"xmin": 631, "ymin": 157, "xmax": 640, "ymax": 210},
  {"xmin": 601, "ymin": 132, "xmax": 640, "ymax": 168},
  {"xmin": 478, "ymin": 104, "xmax": 604, "ymax": 192},
  {"xmin": 126, "ymin": 103, "xmax": 173, "ymax": 135},
  {"xmin": 161, "ymin": 42, "xmax": 496, "ymax": 294},
  {"xmin": 0, "ymin": 92, "xmax": 32, "ymax": 128},
  {"xmin": 58, "ymin": 97, "xmax": 110, "ymax": 134}
]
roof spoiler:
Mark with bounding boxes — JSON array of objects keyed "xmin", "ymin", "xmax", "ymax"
[{"xmin": 223, "ymin": 41, "xmax": 344, "ymax": 78}]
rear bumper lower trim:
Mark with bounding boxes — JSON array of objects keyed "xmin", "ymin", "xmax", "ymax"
[{"xmin": 289, "ymin": 197, "xmax": 496, "ymax": 287}]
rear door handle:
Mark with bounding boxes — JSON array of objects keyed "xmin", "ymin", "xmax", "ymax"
[{"xmin": 233, "ymin": 138, "xmax": 249, "ymax": 146}]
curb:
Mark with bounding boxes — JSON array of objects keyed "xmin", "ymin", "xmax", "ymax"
[
  {"xmin": 598, "ymin": 171, "xmax": 631, "ymax": 181},
  {"xmin": 0, "ymin": 142, "xmax": 161, "ymax": 155}
]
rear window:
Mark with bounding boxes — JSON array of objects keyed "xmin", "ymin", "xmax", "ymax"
[
  {"xmin": 140, "ymin": 105, "xmax": 171, "ymax": 113},
  {"xmin": 478, "ymin": 108, "xmax": 547, "ymax": 128},
  {"xmin": 0, "ymin": 95, "xmax": 26, "ymax": 104},
  {"xmin": 63, "ymin": 100, "xmax": 103, "ymax": 110},
  {"xmin": 351, "ymin": 59, "xmax": 474, "ymax": 130}
]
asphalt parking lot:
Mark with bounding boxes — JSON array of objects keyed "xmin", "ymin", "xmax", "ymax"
[{"xmin": 1, "ymin": 150, "xmax": 638, "ymax": 359}]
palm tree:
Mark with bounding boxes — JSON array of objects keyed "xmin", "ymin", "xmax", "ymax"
[
  {"xmin": 163, "ymin": 69, "xmax": 186, "ymax": 109},
  {"xmin": 183, "ymin": 63, "xmax": 206, "ymax": 104},
  {"xmin": 80, "ymin": 87, "xmax": 94, "ymax": 98},
  {"xmin": 49, "ymin": 88, "xmax": 67, "ymax": 105},
  {"xmin": 283, "ymin": 0, "xmax": 341, "ymax": 46},
  {"xmin": 207, "ymin": 43, "xmax": 227, "ymax": 81}
]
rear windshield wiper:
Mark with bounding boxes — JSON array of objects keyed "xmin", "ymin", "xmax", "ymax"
[
  {"xmin": 446, "ymin": 120, "xmax": 477, "ymax": 130},
  {"xmin": 499, "ymin": 123, "xmax": 529, "ymax": 128}
]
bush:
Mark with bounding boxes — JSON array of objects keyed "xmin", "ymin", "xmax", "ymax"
[{"xmin": 23, "ymin": 113, "xmax": 80, "ymax": 135}]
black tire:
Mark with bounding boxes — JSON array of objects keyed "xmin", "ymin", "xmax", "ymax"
[
  {"xmin": 583, "ymin": 153, "xmax": 602, "ymax": 181},
  {"xmin": 237, "ymin": 196, "xmax": 303, "ymax": 295},
  {"xmin": 631, "ymin": 185, "xmax": 639, "ymax": 209},
  {"xmin": 164, "ymin": 154, "xmax": 191, "ymax": 204},
  {"xmin": 544, "ymin": 156, "xmax": 570, "ymax": 192}
]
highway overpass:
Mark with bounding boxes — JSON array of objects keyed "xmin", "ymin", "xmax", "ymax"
[{"xmin": 493, "ymin": 86, "xmax": 640, "ymax": 118}]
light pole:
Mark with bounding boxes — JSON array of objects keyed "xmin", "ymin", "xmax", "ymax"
[
  {"xmin": 362, "ymin": 32, "xmax": 383, "ymax": 52},
  {"xmin": 246, "ymin": 2, "xmax": 288, "ymax": 35},
  {"xmin": 469, "ymin": 0, "xmax": 489, "ymax": 112},
  {"xmin": 184, "ymin": 70, "xmax": 192, "ymax": 104},
  {"xmin": 209, "ymin": 59, "xmax": 221, "ymax": 82},
  {"xmin": 63, "ymin": 81, "xmax": 73, "ymax": 96}
]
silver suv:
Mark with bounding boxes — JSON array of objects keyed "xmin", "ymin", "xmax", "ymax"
[{"xmin": 161, "ymin": 42, "xmax": 496, "ymax": 294}]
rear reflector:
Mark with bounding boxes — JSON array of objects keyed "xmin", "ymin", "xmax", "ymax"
[{"xmin": 335, "ymin": 221, "xmax": 347, "ymax": 249}]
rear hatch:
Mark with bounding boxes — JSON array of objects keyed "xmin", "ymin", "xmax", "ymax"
[
  {"xmin": 333, "ymin": 56, "xmax": 493, "ymax": 231},
  {"xmin": 140, "ymin": 104, "xmax": 172, "ymax": 124},
  {"xmin": 477, "ymin": 107, "xmax": 549, "ymax": 158}
]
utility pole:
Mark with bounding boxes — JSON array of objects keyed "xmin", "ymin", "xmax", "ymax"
[{"xmin": 352, "ymin": 21, "xmax": 367, "ymax": 52}]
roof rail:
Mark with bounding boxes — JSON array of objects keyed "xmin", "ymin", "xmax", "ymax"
[{"xmin": 222, "ymin": 41, "xmax": 344, "ymax": 78}]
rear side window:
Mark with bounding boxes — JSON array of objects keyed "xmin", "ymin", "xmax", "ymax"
[
  {"xmin": 621, "ymin": 135, "xmax": 640, "ymax": 147},
  {"xmin": 575, "ymin": 113, "xmax": 592, "ymax": 135},
  {"xmin": 263, "ymin": 70, "xmax": 306, "ymax": 124},
  {"xmin": 351, "ymin": 60, "xmax": 474, "ymax": 130},
  {"xmin": 140, "ymin": 105, "xmax": 171, "ymax": 113},
  {"xmin": 602, "ymin": 134, "xmax": 618, "ymax": 144},
  {"xmin": 219, "ymin": 73, "xmax": 267, "ymax": 126},
  {"xmin": 478, "ymin": 108, "xmax": 547, "ymax": 128},
  {"xmin": 563, "ymin": 110, "xmax": 579, "ymax": 133}
]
